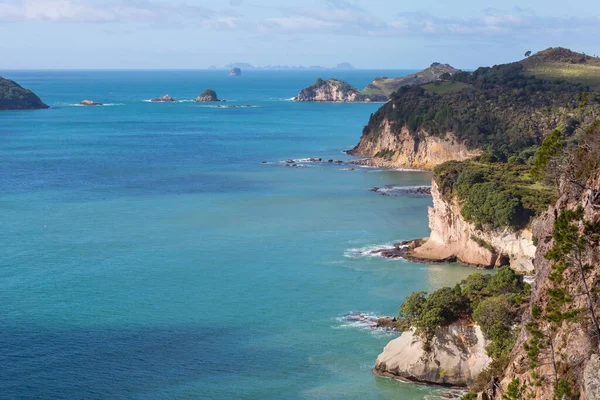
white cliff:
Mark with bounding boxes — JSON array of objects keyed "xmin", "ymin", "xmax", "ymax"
[
  {"xmin": 348, "ymin": 121, "xmax": 481, "ymax": 170},
  {"xmin": 407, "ymin": 180, "xmax": 536, "ymax": 273},
  {"xmin": 374, "ymin": 322, "xmax": 492, "ymax": 387}
]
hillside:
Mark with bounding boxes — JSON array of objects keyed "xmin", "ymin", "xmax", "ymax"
[
  {"xmin": 369, "ymin": 49, "xmax": 600, "ymax": 399},
  {"xmin": 522, "ymin": 47, "xmax": 600, "ymax": 88},
  {"xmin": 349, "ymin": 48, "xmax": 600, "ymax": 168},
  {"xmin": 294, "ymin": 63, "xmax": 460, "ymax": 102},
  {"xmin": 0, "ymin": 77, "xmax": 49, "ymax": 110},
  {"xmin": 363, "ymin": 63, "xmax": 460, "ymax": 98}
]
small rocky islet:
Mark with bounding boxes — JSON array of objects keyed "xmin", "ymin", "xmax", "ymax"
[{"xmin": 80, "ymin": 100, "xmax": 103, "ymax": 106}]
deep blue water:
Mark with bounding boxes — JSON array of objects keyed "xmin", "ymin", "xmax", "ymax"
[{"xmin": 1, "ymin": 70, "xmax": 477, "ymax": 399}]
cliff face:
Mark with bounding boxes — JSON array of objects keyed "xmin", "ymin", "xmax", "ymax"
[
  {"xmin": 486, "ymin": 173, "xmax": 600, "ymax": 400},
  {"xmin": 0, "ymin": 77, "xmax": 48, "ymax": 110},
  {"xmin": 348, "ymin": 120, "xmax": 481, "ymax": 169},
  {"xmin": 374, "ymin": 322, "xmax": 492, "ymax": 387},
  {"xmin": 407, "ymin": 181, "xmax": 536, "ymax": 272}
]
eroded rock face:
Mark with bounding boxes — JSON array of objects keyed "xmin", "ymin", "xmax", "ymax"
[
  {"xmin": 583, "ymin": 354, "xmax": 600, "ymax": 400},
  {"xmin": 406, "ymin": 181, "xmax": 536, "ymax": 272},
  {"xmin": 151, "ymin": 94, "xmax": 177, "ymax": 102},
  {"xmin": 348, "ymin": 121, "xmax": 481, "ymax": 170},
  {"xmin": 374, "ymin": 322, "xmax": 492, "ymax": 387},
  {"xmin": 488, "ymin": 172, "xmax": 600, "ymax": 400}
]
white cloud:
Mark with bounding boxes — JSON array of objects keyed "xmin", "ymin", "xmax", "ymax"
[
  {"xmin": 0, "ymin": 0, "xmax": 598, "ymax": 42},
  {"xmin": 0, "ymin": 0, "xmax": 215, "ymax": 23}
]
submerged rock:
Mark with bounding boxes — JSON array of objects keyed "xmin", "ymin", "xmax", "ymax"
[
  {"xmin": 374, "ymin": 322, "xmax": 491, "ymax": 387},
  {"xmin": 151, "ymin": 94, "xmax": 177, "ymax": 102},
  {"xmin": 80, "ymin": 100, "xmax": 102, "ymax": 106}
]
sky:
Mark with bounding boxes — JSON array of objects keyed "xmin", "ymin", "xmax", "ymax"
[{"xmin": 1, "ymin": 0, "xmax": 599, "ymax": 69}]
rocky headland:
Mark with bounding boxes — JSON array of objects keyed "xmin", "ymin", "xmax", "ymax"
[
  {"xmin": 349, "ymin": 49, "xmax": 599, "ymax": 170},
  {"xmin": 406, "ymin": 180, "xmax": 536, "ymax": 272},
  {"xmin": 0, "ymin": 77, "xmax": 49, "ymax": 110},
  {"xmin": 367, "ymin": 48, "xmax": 600, "ymax": 399},
  {"xmin": 294, "ymin": 63, "xmax": 459, "ymax": 103}
]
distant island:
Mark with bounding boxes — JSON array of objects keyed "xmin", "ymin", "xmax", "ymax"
[
  {"xmin": 217, "ymin": 62, "xmax": 356, "ymax": 70},
  {"xmin": 294, "ymin": 63, "xmax": 459, "ymax": 102},
  {"xmin": 336, "ymin": 62, "xmax": 355, "ymax": 70},
  {"xmin": 0, "ymin": 77, "xmax": 49, "ymax": 110},
  {"xmin": 229, "ymin": 68, "xmax": 241, "ymax": 76}
]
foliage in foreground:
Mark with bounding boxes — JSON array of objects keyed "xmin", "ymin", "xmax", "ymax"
[
  {"xmin": 434, "ymin": 158, "xmax": 556, "ymax": 230},
  {"xmin": 398, "ymin": 266, "xmax": 529, "ymax": 357}
]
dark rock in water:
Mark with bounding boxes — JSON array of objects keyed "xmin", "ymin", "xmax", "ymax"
[
  {"xmin": 348, "ymin": 168, "xmax": 356, "ymax": 171},
  {"xmin": 369, "ymin": 185, "xmax": 432, "ymax": 197},
  {"xmin": 80, "ymin": 100, "xmax": 102, "ymax": 106},
  {"xmin": 229, "ymin": 68, "xmax": 241, "ymax": 76},
  {"xmin": 194, "ymin": 89, "xmax": 220, "ymax": 102},
  {"xmin": 308, "ymin": 158, "xmax": 322, "ymax": 162},
  {"xmin": 151, "ymin": 94, "xmax": 178, "ymax": 102},
  {"xmin": 286, "ymin": 160, "xmax": 294, "ymax": 164},
  {"xmin": 328, "ymin": 159, "xmax": 333, "ymax": 163},
  {"xmin": 335, "ymin": 160, "xmax": 343, "ymax": 164},
  {"xmin": 0, "ymin": 76, "xmax": 49, "ymax": 110},
  {"xmin": 375, "ymin": 317, "xmax": 398, "ymax": 331},
  {"xmin": 261, "ymin": 161, "xmax": 268, "ymax": 164}
]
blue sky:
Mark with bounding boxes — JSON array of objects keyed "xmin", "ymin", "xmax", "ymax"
[{"xmin": 1, "ymin": 0, "xmax": 599, "ymax": 69}]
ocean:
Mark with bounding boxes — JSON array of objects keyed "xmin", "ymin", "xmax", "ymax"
[{"xmin": 1, "ymin": 70, "xmax": 479, "ymax": 399}]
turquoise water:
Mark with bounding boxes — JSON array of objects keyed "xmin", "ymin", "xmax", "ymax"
[{"xmin": 1, "ymin": 70, "xmax": 477, "ymax": 399}]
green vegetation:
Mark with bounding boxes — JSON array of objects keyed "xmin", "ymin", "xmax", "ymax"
[
  {"xmin": 0, "ymin": 77, "xmax": 49, "ymax": 110},
  {"xmin": 361, "ymin": 49, "xmax": 600, "ymax": 159},
  {"xmin": 519, "ymin": 121, "xmax": 600, "ymax": 398},
  {"xmin": 422, "ymin": 81, "xmax": 472, "ymax": 95},
  {"xmin": 526, "ymin": 63, "xmax": 600, "ymax": 88},
  {"xmin": 434, "ymin": 159, "xmax": 556, "ymax": 230},
  {"xmin": 398, "ymin": 266, "xmax": 528, "ymax": 356}
]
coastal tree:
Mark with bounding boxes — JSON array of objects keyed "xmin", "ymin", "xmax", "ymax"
[
  {"xmin": 545, "ymin": 206, "xmax": 600, "ymax": 346},
  {"xmin": 531, "ymin": 128, "xmax": 565, "ymax": 186}
]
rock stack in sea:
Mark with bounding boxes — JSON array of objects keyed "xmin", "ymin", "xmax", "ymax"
[
  {"xmin": 229, "ymin": 68, "xmax": 241, "ymax": 76},
  {"xmin": 151, "ymin": 94, "xmax": 178, "ymax": 102},
  {"xmin": 80, "ymin": 100, "xmax": 102, "ymax": 106},
  {"xmin": 194, "ymin": 89, "xmax": 220, "ymax": 102}
]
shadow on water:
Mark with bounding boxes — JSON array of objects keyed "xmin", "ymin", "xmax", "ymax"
[{"xmin": 0, "ymin": 324, "xmax": 325, "ymax": 399}]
